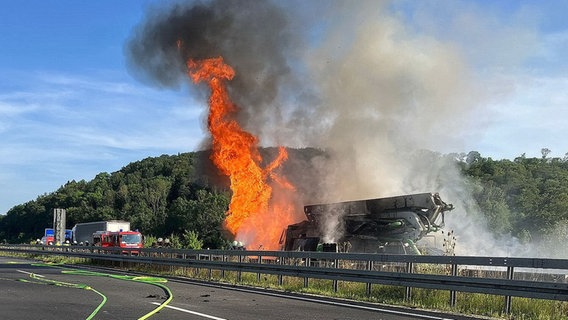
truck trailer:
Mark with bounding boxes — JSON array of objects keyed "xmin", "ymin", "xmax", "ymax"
[
  {"xmin": 281, "ymin": 192, "xmax": 454, "ymax": 254},
  {"xmin": 72, "ymin": 220, "xmax": 131, "ymax": 244}
]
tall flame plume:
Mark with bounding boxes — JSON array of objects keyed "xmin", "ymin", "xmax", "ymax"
[{"xmin": 187, "ymin": 57, "xmax": 296, "ymax": 250}]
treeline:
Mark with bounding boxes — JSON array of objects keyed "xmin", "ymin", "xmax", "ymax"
[
  {"xmin": 0, "ymin": 151, "xmax": 231, "ymax": 248},
  {"xmin": 458, "ymin": 150, "xmax": 568, "ymax": 244},
  {"xmin": 0, "ymin": 147, "xmax": 327, "ymax": 248},
  {"xmin": 1, "ymin": 148, "xmax": 567, "ymax": 249}
]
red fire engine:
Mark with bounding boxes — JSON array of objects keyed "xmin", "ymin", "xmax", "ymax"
[{"xmin": 92, "ymin": 230, "xmax": 143, "ymax": 254}]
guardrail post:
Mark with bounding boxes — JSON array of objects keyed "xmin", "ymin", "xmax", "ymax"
[
  {"xmin": 277, "ymin": 256, "xmax": 284, "ymax": 286},
  {"xmin": 196, "ymin": 253, "xmax": 201, "ymax": 276},
  {"xmin": 221, "ymin": 254, "xmax": 226, "ymax": 279},
  {"xmin": 257, "ymin": 255, "xmax": 262, "ymax": 282},
  {"xmin": 304, "ymin": 257, "xmax": 310, "ymax": 288},
  {"xmin": 366, "ymin": 260, "xmax": 373, "ymax": 297},
  {"xmin": 182, "ymin": 252, "xmax": 188, "ymax": 275},
  {"xmin": 168, "ymin": 251, "xmax": 173, "ymax": 273},
  {"xmin": 405, "ymin": 262, "xmax": 414, "ymax": 301},
  {"xmin": 450, "ymin": 263, "xmax": 458, "ymax": 307},
  {"xmin": 208, "ymin": 253, "xmax": 213, "ymax": 279},
  {"xmin": 504, "ymin": 266, "xmax": 514, "ymax": 314},
  {"xmin": 333, "ymin": 259, "xmax": 339, "ymax": 292},
  {"xmin": 237, "ymin": 254, "xmax": 243, "ymax": 282}
]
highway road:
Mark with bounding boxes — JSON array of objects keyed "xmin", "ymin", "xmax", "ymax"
[{"xmin": 0, "ymin": 256, "xmax": 484, "ymax": 320}]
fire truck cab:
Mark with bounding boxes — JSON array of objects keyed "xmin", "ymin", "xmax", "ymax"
[{"xmin": 92, "ymin": 230, "xmax": 143, "ymax": 253}]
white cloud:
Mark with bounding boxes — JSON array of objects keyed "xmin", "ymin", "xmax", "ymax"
[
  {"xmin": 0, "ymin": 70, "xmax": 206, "ymax": 213},
  {"xmin": 472, "ymin": 73, "xmax": 568, "ymax": 159},
  {"xmin": 0, "ymin": 100, "xmax": 40, "ymax": 117}
]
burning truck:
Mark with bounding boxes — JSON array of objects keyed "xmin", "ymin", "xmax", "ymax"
[{"xmin": 281, "ymin": 192, "xmax": 454, "ymax": 254}]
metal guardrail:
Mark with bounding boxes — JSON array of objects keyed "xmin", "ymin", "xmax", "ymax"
[{"xmin": 2, "ymin": 244, "xmax": 567, "ymax": 314}]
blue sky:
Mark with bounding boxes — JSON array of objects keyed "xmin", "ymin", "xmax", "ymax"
[
  {"xmin": 0, "ymin": 1, "xmax": 204, "ymax": 214},
  {"xmin": 1, "ymin": 0, "xmax": 567, "ymax": 214}
]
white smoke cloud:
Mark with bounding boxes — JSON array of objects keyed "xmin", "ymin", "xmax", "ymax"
[{"xmin": 298, "ymin": 2, "xmax": 478, "ymax": 200}]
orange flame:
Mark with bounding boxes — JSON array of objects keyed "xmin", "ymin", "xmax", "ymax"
[{"xmin": 187, "ymin": 57, "xmax": 297, "ymax": 250}]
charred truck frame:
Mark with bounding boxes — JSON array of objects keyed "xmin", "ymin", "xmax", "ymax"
[{"xmin": 281, "ymin": 192, "xmax": 454, "ymax": 254}]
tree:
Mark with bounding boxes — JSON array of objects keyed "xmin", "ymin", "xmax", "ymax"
[
  {"xmin": 541, "ymin": 148, "xmax": 551, "ymax": 160},
  {"xmin": 182, "ymin": 230, "xmax": 203, "ymax": 249},
  {"xmin": 466, "ymin": 151, "xmax": 482, "ymax": 166},
  {"xmin": 167, "ymin": 189, "xmax": 228, "ymax": 248},
  {"xmin": 472, "ymin": 182, "xmax": 512, "ymax": 235}
]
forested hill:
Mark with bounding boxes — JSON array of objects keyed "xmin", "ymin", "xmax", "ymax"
[
  {"xmin": 0, "ymin": 151, "xmax": 234, "ymax": 248},
  {"xmin": 0, "ymin": 148, "xmax": 328, "ymax": 247},
  {"xmin": 459, "ymin": 151, "xmax": 568, "ymax": 243},
  {"xmin": 1, "ymin": 149, "xmax": 567, "ymax": 249}
]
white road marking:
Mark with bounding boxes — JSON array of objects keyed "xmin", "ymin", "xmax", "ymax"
[
  {"xmin": 150, "ymin": 302, "xmax": 227, "ymax": 320},
  {"xmin": 17, "ymin": 270, "xmax": 44, "ymax": 277},
  {"xmin": 187, "ymin": 283, "xmax": 456, "ymax": 320}
]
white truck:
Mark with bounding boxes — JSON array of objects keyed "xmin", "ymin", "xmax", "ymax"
[{"xmin": 72, "ymin": 220, "xmax": 131, "ymax": 244}]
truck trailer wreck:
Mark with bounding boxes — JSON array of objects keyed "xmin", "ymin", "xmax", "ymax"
[{"xmin": 281, "ymin": 192, "xmax": 454, "ymax": 254}]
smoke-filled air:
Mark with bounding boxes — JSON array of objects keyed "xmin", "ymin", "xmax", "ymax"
[{"xmin": 125, "ymin": 0, "xmax": 545, "ymax": 257}]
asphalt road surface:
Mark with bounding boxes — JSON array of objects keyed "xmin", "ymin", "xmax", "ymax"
[{"xmin": 0, "ymin": 256, "xmax": 483, "ymax": 320}]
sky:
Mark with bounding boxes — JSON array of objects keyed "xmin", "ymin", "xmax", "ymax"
[{"xmin": 1, "ymin": 0, "xmax": 567, "ymax": 215}]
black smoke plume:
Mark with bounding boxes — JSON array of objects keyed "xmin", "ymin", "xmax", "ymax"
[{"xmin": 126, "ymin": 0, "xmax": 303, "ymax": 123}]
